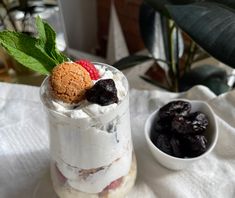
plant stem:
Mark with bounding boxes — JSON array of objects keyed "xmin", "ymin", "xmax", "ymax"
[
  {"xmin": 161, "ymin": 16, "xmax": 175, "ymax": 90},
  {"xmin": 155, "ymin": 58, "xmax": 171, "ymax": 65},
  {"xmin": 170, "ymin": 21, "xmax": 179, "ymax": 92},
  {"xmin": 185, "ymin": 41, "xmax": 197, "ymax": 72},
  {"xmin": 175, "ymin": 25, "xmax": 180, "ymax": 91},
  {"xmin": 161, "ymin": 15, "xmax": 171, "ymax": 65},
  {"xmin": 0, "ymin": 11, "xmax": 5, "ymax": 29}
]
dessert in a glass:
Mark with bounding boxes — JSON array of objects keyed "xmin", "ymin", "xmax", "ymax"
[
  {"xmin": 0, "ymin": 17, "xmax": 136, "ymax": 198},
  {"xmin": 40, "ymin": 61, "xmax": 137, "ymax": 197}
]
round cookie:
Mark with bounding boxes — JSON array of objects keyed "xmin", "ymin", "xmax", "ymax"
[{"xmin": 50, "ymin": 62, "xmax": 93, "ymax": 104}]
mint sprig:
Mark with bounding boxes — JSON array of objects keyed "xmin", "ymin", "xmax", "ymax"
[
  {"xmin": 0, "ymin": 16, "xmax": 68, "ymax": 75},
  {"xmin": 36, "ymin": 17, "xmax": 68, "ymax": 64}
]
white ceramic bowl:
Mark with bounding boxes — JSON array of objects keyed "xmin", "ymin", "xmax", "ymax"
[{"xmin": 145, "ymin": 99, "xmax": 218, "ymax": 170}]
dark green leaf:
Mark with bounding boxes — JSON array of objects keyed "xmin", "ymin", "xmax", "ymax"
[
  {"xmin": 183, "ymin": 65, "xmax": 227, "ymax": 81},
  {"xmin": 144, "ymin": 0, "xmax": 235, "ymax": 18},
  {"xmin": 202, "ymin": 77, "xmax": 230, "ymax": 95},
  {"xmin": 113, "ymin": 55, "xmax": 152, "ymax": 70},
  {"xmin": 180, "ymin": 64, "xmax": 227, "ymax": 92},
  {"xmin": 209, "ymin": 0, "xmax": 235, "ymax": 9},
  {"xmin": 166, "ymin": 2, "xmax": 235, "ymax": 67},
  {"xmin": 0, "ymin": 31, "xmax": 57, "ymax": 74},
  {"xmin": 144, "ymin": 0, "xmax": 170, "ymax": 16},
  {"xmin": 144, "ymin": 0, "xmax": 197, "ymax": 16}
]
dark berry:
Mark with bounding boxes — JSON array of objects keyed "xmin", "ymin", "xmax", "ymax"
[
  {"xmin": 151, "ymin": 101, "xmax": 210, "ymax": 158},
  {"xmin": 159, "ymin": 101, "xmax": 191, "ymax": 120},
  {"xmin": 155, "ymin": 134, "xmax": 173, "ymax": 155},
  {"xmin": 172, "ymin": 112, "xmax": 208, "ymax": 134},
  {"xmin": 183, "ymin": 135, "xmax": 208, "ymax": 157},
  {"xmin": 172, "ymin": 116, "xmax": 191, "ymax": 134},
  {"xmin": 86, "ymin": 79, "xmax": 118, "ymax": 106},
  {"xmin": 150, "ymin": 130, "xmax": 161, "ymax": 145},
  {"xmin": 151, "ymin": 118, "xmax": 172, "ymax": 147},
  {"xmin": 190, "ymin": 112, "xmax": 209, "ymax": 133},
  {"xmin": 154, "ymin": 119, "xmax": 172, "ymax": 133},
  {"xmin": 170, "ymin": 136, "xmax": 184, "ymax": 158}
]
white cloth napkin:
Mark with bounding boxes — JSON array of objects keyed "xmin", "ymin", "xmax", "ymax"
[{"xmin": 0, "ymin": 82, "xmax": 235, "ymax": 198}]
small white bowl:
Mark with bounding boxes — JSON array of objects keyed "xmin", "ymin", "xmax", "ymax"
[{"xmin": 145, "ymin": 99, "xmax": 218, "ymax": 170}]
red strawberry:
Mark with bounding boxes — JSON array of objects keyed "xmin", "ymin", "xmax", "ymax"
[
  {"xmin": 55, "ymin": 164, "xmax": 67, "ymax": 183},
  {"xmin": 76, "ymin": 59, "xmax": 100, "ymax": 80},
  {"xmin": 104, "ymin": 177, "xmax": 123, "ymax": 191}
]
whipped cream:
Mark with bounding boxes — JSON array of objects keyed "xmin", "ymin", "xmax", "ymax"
[
  {"xmin": 41, "ymin": 63, "xmax": 134, "ymax": 194},
  {"xmin": 44, "ymin": 63, "xmax": 127, "ymax": 119}
]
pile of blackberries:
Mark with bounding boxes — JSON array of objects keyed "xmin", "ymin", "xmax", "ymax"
[{"xmin": 151, "ymin": 101, "xmax": 209, "ymax": 158}]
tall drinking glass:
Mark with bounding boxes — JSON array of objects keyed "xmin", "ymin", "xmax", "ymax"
[{"xmin": 40, "ymin": 63, "xmax": 137, "ymax": 198}]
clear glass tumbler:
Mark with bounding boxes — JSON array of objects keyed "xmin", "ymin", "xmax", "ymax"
[{"xmin": 40, "ymin": 63, "xmax": 137, "ymax": 198}]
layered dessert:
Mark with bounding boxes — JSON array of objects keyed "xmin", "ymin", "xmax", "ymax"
[
  {"xmin": 0, "ymin": 17, "xmax": 136, "ymax": 197},
  {"xmin": 40, "ymin": 61, "xmax": 137, "ymax": 197}
]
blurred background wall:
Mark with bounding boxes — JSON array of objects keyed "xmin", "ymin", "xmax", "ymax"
[
  {"xmin": 58, "ymin": 0, "xmax": 144, "ymax": 57},
  {"xmin": 58, "ymin": 0, "xmax": 98, "ymax": 54}
]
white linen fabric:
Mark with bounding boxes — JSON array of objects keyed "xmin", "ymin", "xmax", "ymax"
[{"xmin": 0, "ymin": 82, "xmax": 235, "ymax": 198}]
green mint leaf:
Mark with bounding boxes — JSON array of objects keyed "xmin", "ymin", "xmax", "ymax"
[
  {"xmin": 0, "ymin": 17, "xmax": 69, "ymax": 74},
  {"xmin": 36, "ymin": 16, "xmax": 68, "ymax": 64},
  {"xmin": 0, "ymin": 31, "xmax": 57, "ymax": 74}
]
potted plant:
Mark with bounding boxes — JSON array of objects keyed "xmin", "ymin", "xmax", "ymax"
[{"xmin": 114, "ymin": 0, "xmax": 235, "ymax": 94}]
